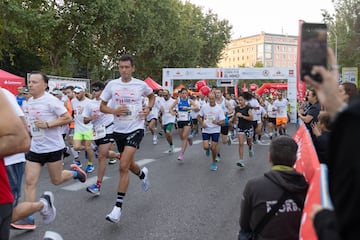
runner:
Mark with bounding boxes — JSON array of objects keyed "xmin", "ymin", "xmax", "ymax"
[
  {"xmin": 197, "ymin": 92, "xmax": 225, "ymax": 171},
  {"xmin": 273, "ymin": 93, "xmax": 289, "ymax": 135},
  {"xmin": 0, "ymin": 88, "xmax": 30, "ymax": 240},
  {"xmin": 170, "ymin": 88, "xmax": 199, "ymax": 161},
  {"xmin": 64, "ymin": 86, "xmax": 79, "ymax": 161},
  {"xmin": 1, "ymin": 88, "xmax": 56, "ymax": 230},
  {"xmin": 100, "ymin": 54, "xmax": 154, "ymax": 223},
  {"xmin": 71, "ymin": 86, "xmax": 95, "ymax": 173},
  {"xmin": 190, "ymin": 95, "xmax": 200, "ymax": 137},
  {"xmin": 214, "ymin": 89, "xmax": 233, "ymax": 161},
  {"xmin": 232, "ymin": 93, "xmax": 254, "ymax": 167},
  {"xmin": 243, "ymin": 91, "xmax": 260, "ymax": 143},
  {"xmin": 158, "ymin": 89, "xmax": 176, "ymax": 153},
  {"xmin": 83, "ymin": 81, "xmax": 120, "ymax": 195},
  {"xmin": 145, "ymin": 92, "xmax": 161, "ymax": 145},
  {"xmin": 266, "ymin": 97, "xmax": 277, "ymax": 140},
  {"xmin": 13, "ymin": 72, "xmax": 86, "ymax": 229}
]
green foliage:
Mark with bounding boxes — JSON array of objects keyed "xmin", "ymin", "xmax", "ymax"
[
  {"xmin": 0, "ymin": 0, "xmax": 232, "ymax": 83},
  {"xmin": 323, "ymin": 0, "xmax": 360, "ymax": 68}
]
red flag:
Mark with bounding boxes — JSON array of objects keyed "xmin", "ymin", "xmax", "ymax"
[{"xmin": 293, "ymin": 124, "xmax": 320, "ymax": 240}]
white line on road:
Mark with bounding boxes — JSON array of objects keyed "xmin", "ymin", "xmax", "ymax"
[
  {"xmin": 62, "ymin": 176, "xmax": 110, "ymax": 191},
  {"xmin": 162, "ymin": 139, "xmax": 203, "ymax": 153},
  {"xmin": 62, "ymin": 159, "xmax": 156, "ymax": 191}
]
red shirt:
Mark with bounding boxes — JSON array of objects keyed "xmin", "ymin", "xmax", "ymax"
[{"xmin": 0, "ymin": 159, "xmax": 13, "ymax": 204}]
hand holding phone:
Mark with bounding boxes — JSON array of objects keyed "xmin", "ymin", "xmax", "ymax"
[{"xmin": 300, "ymin": 22, "xmax": 328, "ymax": 82}]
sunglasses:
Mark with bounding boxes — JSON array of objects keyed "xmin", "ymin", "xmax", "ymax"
[{"xmin": 92, "ymin": 88, "xmax": 101, "ymax": 92}]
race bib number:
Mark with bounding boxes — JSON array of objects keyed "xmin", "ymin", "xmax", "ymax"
[
  {"xmin": 29, "ymin": 118, "xmax": 44, "ymax": 137},
  {"xmin": 93, "ymin": 124, "xmax": 106, "ymax": 140},
  {"xmin": 118, "ymin": 105, "xmax": 136, "ymax": 121},
  {"xmin": 178, "ymin": 111, "xmax": 189, "ymax": 121},
  {"xmin": 205, "ymin": 113, "xmax": 216, "ymax": 125}
]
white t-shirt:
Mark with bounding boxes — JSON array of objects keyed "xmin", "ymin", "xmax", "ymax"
[
  {"xmin": 27, "ymin": 92, "xmax": 67, "ymax": 153},
  {"xmin": 199, "ymin": 103, "xmax": 225, "ymax": 134},
  {"xmin": 145, "ymin": 95, "xmax": 161, "ymax": 121},
  {"xmin": 159, "ymin": 98, "xmax": 176, "ymax": 125},
  {"xmin": 71, "ymin": 97, "xmax": 93, "ymax": 133},
  {"xmin": 83, "ymin": 99, "xmax": 114, "ymax": 136},
  {"xmin": 2, "ymin": 88, "xmax": 26, "ymax": 166},
  {"xmin": 190, "ymin": 99, "xmax": 200, "ymax": 119},
  {"xmin": 273, "ymin": 98, "xmax": 289, "ymax": 118},
  {"xmin": 100, "ymin": 77, "xmax": 153, "ymax": 133},
  {"xmin": 267, "ymin": 103, "xmax": 277, "ymax": 118}
]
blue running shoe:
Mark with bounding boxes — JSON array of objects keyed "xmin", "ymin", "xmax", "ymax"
[
  {"xmin": 215, "ymin": 154, "xmax": 221, "ymax": 162},
  {"xmin": 249, "ymin": 149, "xmax": 254, "ymax": 158},
  {"xmin": 73, "ymin": 159, "xmax": 82, "ymax": 168},
  {"xmin": 210, "ymin": 163, "xmax": 218, "ymax": 171},
  {"xmin": 205, "ymin": 148, "xmax": 210, "ymax": 157},
  {"xmin": 85, "ymin": 164, "xmax": 95, "ymax": 173},
  {"xmin": 71, "ymin": 164, "xmax": 87, "ymax": 183},
  {"xmin": 86, "ymin": 183, "xmax": 100, "ymax": 195}
]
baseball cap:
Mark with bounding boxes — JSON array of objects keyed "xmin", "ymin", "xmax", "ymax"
[{"xmin": 73, "ymin": 86, "xmax": 85, "ymax": 93}]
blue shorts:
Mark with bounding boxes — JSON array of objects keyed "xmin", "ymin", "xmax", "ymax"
[
  {"xmin": 202, "ymin": 133, "xmax": 220, "ymax": 142},
  {"xmin": 6, "ymin": 162, "xmax": 25, "ymax": 207}
]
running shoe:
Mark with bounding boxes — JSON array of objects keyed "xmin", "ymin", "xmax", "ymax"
[
  {"xmin": 70, "ymin": 164, "xmax": 87, "ymax": 183},
  {"xmin": 11, "ymin": 217, "xmax": 36, "ymax": 230},
  {"xmin": 85, "ymin": 164, "xmax": 95, "ymax": 173},
  {"xmin": 236, "ymin": 160, "xmax": 245, "ymax": 168},
  {"xmin": 210, "ymin": 162, "xmax": 218, "ymax": 171},
  {"xmin": 63, "ymin": 147, "xmax": 70, "ymax": 158},
  {"xmin": 153, "ymin": 135, "xmax": 158, "ymax": 145},
  {"xmin": 177, "ymin": 152, "xmax": 184, "ymax": 161},
  {"xmin": 205, "ymin": 148, "xmax": 210, "ymax": 157},
  {"xmin": 108, "ymin": 158, "xmax": 117, "ymax": 165},
  {"xmin": 158, "ymin": 130, "xmax": 164, "ymax": 136},
  {"xmin": 73, "ymin": 159, "xmax": 82, "ymax": 167},
  {"xmin": 86, "ymin": 183, "xmax": 101, "ymax": 195},
  {"xmin": 106, "ymin": 206, "xmax": 122, "ymax": 223},
  {"xmin": 168, "ymin": 145, "xmax": 174, "ymax": 153},
  {"xmin": 39, "ymin": 191, "xmax": 56, "ymax": 225},
  {"xmin": 227, "ymin": 136, "xmax": 232, "ymax": 145},
  {"xmin": 215, "ymin": 154, "xmax": 221, "ymax": 162},
  {"xmin": 187, "ymin": 136, "xmax": 193, "ymax": 146},
  {"xmin": 141, "ymin": 167, "xmax": 150, "ymax": 192},
  {"xmin": 249, "ymin": 149, "xmax": 254, "ymax": 158}
]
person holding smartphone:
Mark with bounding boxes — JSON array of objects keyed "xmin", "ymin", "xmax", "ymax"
[{"xmin": 306, "ymin": 47, "xmax": 359, "ymax": 240}]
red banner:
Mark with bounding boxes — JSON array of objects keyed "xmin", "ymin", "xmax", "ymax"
[{"xmin": 293, "ymin": 124, "xmax": 320, "ymax": 240}]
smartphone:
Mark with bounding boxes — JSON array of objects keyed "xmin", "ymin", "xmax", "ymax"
[{"xmin": 300, "ymin": 22, "xmax": 327, "ymax": 82}]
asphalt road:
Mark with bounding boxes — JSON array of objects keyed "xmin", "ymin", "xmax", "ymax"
[{"xmin": 10, "ymin": 124, "xmax": 297, "ymax": 240}]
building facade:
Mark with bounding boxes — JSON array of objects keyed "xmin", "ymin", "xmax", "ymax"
[{"xmin": 218, "ymin": 32, "xmax": 298, "ymax": 68}]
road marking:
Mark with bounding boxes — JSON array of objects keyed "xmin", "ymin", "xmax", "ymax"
[
  {"xmin": 162, "ymin": 139, "xmax": 202, "ymax": 153},
  {"xmin": 136, "ymin": 158, "xmax": 156, "ymax": 166},
  {"xmin": 62, "ymin": 176, "xmax": 110, "ymax": 191},
  {"xmin": 62, "ymin": 159, "xmax": 156, "ymax": 191}
]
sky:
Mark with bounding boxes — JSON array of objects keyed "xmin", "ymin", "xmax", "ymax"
[{"xmin": 186, "ymin": 0, "xmax": 335, "ymax": 39}]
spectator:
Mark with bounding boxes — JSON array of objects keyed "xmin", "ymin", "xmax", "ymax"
[
  {"xmin": 238, "ymin": 136, "xmax": 308, "ymax": 240},
  {"xmin": 311, "ymin": 110, "xmax": 331, "ymax": 164},
  {"xmin": 339, "ymin": 82, "xmax": 357, "ymax": 103},
  {"xmin": 305, "ymin": 47, "xmax": 359, "ymax": 240},
  {"xmin": 298, "ymin": 88, "xmax": 321, "ymax": 142}
]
